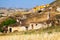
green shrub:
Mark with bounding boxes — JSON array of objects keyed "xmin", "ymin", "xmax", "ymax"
[{"xmin": 1, "ymin": 18, "xmax": 16, "ymax": 27}]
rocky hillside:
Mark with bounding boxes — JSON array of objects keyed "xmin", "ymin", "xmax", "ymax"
[
  {"xmin": 0, "ymin": 0, "xmax": 60, "ymax": 26},
  {"xmin": 50, "ymin": 0, "xmax": 60, "ymax": 7}
]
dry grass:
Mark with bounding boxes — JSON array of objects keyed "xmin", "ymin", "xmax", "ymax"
[
  {"xmin": 0, "ymin": 32, "xmax": 60, "ymax": 40},
  {"xmin": 0, "ymin": 26, "xmax": 60, "ymax": 40}
]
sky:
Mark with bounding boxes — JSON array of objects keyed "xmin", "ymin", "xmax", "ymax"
[{"xmin": 0, "ymin": 0, "xmax": 55, "ymax": 8}]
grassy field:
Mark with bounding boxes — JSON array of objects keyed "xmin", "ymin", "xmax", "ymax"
[
  {"xmin": 0, "ymin": 32, "xmax": 60, "ymax": 40},
  {"xmin": 0, "ymin": 26, "xmax": 60, "ymax": 40}
]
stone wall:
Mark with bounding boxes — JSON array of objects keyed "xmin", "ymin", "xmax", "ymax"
[{"xmin": 8, "ymin": 26, "xmax": 26, "ymax": 32}]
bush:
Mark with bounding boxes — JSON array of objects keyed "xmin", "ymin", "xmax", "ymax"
[
  {"xmin": 1, "ymin": 18, "xmax": 16, "ymax": 27},
  {"xmin": 0, "ymin": 18, "xmax": 16, "ymax": 32}
]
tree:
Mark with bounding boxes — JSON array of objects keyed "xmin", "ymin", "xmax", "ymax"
[
  {"xmin": 1, "ymin": 18, "xmax": 16, "ymax": 27},
  {"xmin": 0, "ymin": 18, "xmax": 16, "ymax": 32}
]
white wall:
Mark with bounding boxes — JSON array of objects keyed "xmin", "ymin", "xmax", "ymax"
[
  {"xmin": 8, "ymin": 26, "xmax": 26, "ymax": 32},
  {"xmin": 28, "ymin": 23, "xmax": 48, "ymax": 30},
  {"xmin": 8, "ymin": 23, "xmax": 52, "ymax": 32},
  {"xmin": 56, "ymin": 7, "xmax": 60, "ymax": 12}
]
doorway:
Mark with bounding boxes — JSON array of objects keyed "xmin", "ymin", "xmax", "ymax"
[{"xmin": 9, "ymin": 28, "xmax": 12, "ymax": 32}]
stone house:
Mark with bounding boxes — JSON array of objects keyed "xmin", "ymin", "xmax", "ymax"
[
  {"xmin": 6, "ymin": 22, "xmax": 26, "ymax": 32},
  {"xmin": 7, "ymin": 19, "xmax": 52, "ymax": 33},
  {"xmin": 8, "ymin": 26, "xmax": 26, "ymax": 32},
  {"xmin": 26, "ymin": 20, "xmax": 52, "ymax": 30}
]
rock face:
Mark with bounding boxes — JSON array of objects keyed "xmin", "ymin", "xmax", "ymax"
[
  {"xmin": 56, "ymin": 7, "xmax": 60, "ymax": 12},
  {"xmin": 50, "ymin": 0, "xmax": 60, "ymax": 7}
]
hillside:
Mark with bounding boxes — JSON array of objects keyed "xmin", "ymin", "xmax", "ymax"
[
  {"xmin": 0, "ymin": 0, "xmax": 60, "ymax": 26},
  {"xmin": 50, "ymin": 0, "xmax": 60, "ymax": 6},
  {"xmin": 0, "ymin": 0, "xmax": 60, "ymax": 40}
]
